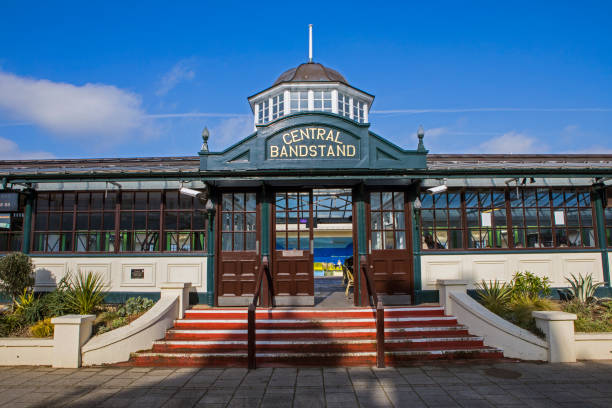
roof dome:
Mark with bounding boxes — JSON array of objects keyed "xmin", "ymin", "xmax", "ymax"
[{"xmin": 273, "ymin": 62, "xmax": 347, "ymax": 85}]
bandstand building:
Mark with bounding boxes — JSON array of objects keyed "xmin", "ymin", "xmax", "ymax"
[{"xmin": 1, "ymin": 59, "xmax": 611, "ymax": 307}]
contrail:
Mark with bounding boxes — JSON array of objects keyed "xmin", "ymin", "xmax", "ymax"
[
  {"xmin": 146, "ymin": 113, "xmax": 250, "ymax": 118},
  {"xmin": 371, "ymin": 108, "xmax": 612, "ymax": 114}
]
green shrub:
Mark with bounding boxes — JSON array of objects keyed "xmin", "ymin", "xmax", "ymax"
[
  {"xmin": 40, "ymin": 276, "xmax": 72, "ymax": 318},
  {"xmin": 0, "ymin": 253, "xmax": 35, "ymax": 305},
  {"xmin": 562, "ymin": 298, "xmax": 612, "ymax": 332},
  {"xmin": 506, "ymin": 295, "xmax": 556, "ymax": 332},
  {"xmin": 30, "ymin": 318, "xmax": 54, "ymax": 338},
  {"xmin": 475, "ymin": 280, "xmax": 512, "ymax": 315},
  {"xmin": 510, "ymin": 271, "xmax": 551, "ymax": 299},
  {"xmin": 13, "ymin": 288, "xmax": 35, "ymax": 313},
  {"xmin": 566, "ymin": 273, "xmax": 603, "ymax": 304},
  {"xmin": 0, "ymin": 313, "xmax": 23, "ymax": 337},
  {"xmin": 110, "ymin": 317, "xmax": 127, "ymax": 329},
  {"xmin": 64, "ymin": 271, "xmax": 107, "ymax": 314},
  {"xmin": 18, "ymin": 297, "xmax": 46, "ymax": 325},
  {"xmin": 118, "ymin": 297, "xmax": 155, "ymax": 317}
]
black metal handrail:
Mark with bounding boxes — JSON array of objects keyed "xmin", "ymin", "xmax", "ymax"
[{"xmin": 360, "ymin": 255, "xmax": 384, "ymax": 368}]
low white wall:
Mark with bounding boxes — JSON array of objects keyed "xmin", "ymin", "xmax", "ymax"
[
  {"xmin": 81, "ymin": 294, "xmax": 179, "ymax": 366},
  {"xmin": 0, "ymin": 338, "xmax": 54, "ymax": 366},
  {"xmin": 575, "ymin": 333, "xmax": 612, "ymax": 360},
  {"xmin": 449, "ymin": 291, "xmax": 549, "ymax": 360},
  {"xmin": 31, "ymin": 256, "xmax": 207, "ymax": 293},
  {"xmin": 422, "ymin": 252, "xmax": 603, "ymax": 290}
]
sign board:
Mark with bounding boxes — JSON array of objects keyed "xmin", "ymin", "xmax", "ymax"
[
  {"xmin": 0, "ymin": 193, "xmax": 19, "ymax": 212},
  {"xmin": 130, "ymin": 268, "xmax": 145, "ymax": 279},
  {"xmin": 554, "ymin": 210, "xmax": 565, "ymax": 225},
  {"xmin": 266, "ymin": 126, "xmax": 359, "ymax": 160},
  {"xmin": 0, "ymin": 214, "xmax": 9, "ymax": 230}
]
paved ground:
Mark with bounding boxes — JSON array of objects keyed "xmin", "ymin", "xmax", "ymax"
[
  {"xmin": 314, "ymin": 277, "xmax": 353, "ymax": 307},
  {"xmin": 1, "ymin": 361, "xmax": 612, "ymax": 407}
]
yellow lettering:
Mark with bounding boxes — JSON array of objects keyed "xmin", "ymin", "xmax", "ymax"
[
  {"xmin": 282, "ymin": 133, "xmax": 292, "ymax": 145},
  {"xmin": 317, "ymin": 128, "xmax": 326, "ymax": 140},
  {"xmin": 270, "ymin": 145, "xmax": 279, "ymax": 158},
  {"xmin": 289, "ymin": 145, "xmax": 299, "ymax": 157},
  {"xmin": 291, "ymin": 129, "xmax": 300, "ymax": 143},
  {"xmin": 280, "ymin": 146, "xmax": 288, "ymax": 158},
  {"xmin": 327, "ymin": 145, "xmax": 335, "ymax": 156},
  {"xmin": 300, "ymin": 128, "xmax": 309, "ymax": 140},
  {"xmin": 346, "ymin": 145, "xmax": 356, "ymax": 157},
  {"xmin": 326, "ymin": 129, "xmax": 335, "ymax": 141},
  {"xmin": 309, "ymin": 145, "xmax": 317, "ymax": 156},
  {"xmin": 336, "ymin": 144, "xmax": 346, "ymax": 156},
  {"xmin": 299, "ymin": 145, "xmax": 308, "ymax": 157},
  {"xmin": 335, "ymin": 130, "xmax": 342, "ymax": 144},
  {"xmin": 318, "ymin": 145, "xmax": 326, "ymax": 156}
]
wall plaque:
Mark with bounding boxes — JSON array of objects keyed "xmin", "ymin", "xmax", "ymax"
[{"xmin": 130, "ymin": 268, "xmax": 145, "ymax": 279}]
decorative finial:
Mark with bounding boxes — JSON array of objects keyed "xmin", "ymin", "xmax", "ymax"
[
  {"xmin": 201, "ymin": 127, "xmax": 209, "ymax": 152},
  {"xmin": 417, "ymin": 125, "xmax": 426, "ymax": 152},
  {"xmin": 308, "ymin": 24, "xmax": 313, "ymax": 63}
]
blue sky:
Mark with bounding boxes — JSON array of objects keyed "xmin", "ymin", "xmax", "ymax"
[{"xmin": 0, "ymin": 1, "xmax": 611, "ymax": 159}]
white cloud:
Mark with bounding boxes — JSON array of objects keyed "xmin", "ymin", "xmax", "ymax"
[
  {"xmin": 156, "ymin": 60, "xmax": 196, "ymax": 96},
  {"xmin": 0, "ymin": 136, "xmax": 54, "ymax": 160},
  {"xmin": 477, "ymin": 131, "xmax": 547, "ymax": 154},
  {"xmin": 0, "ymin": 71, "xmax": 146, "ymax": 140},
  {"xmin": 209, "ymin": 116, "xmax": 255, "ymax": 151}
]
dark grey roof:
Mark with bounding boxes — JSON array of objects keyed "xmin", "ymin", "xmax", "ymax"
[
  {"xmin": 273, "ymin": 62, "xmax": 347, "ymax": 85},
  {"xmin": 0, "ymin": 154, "xmax": 611, "ymax": 178}
]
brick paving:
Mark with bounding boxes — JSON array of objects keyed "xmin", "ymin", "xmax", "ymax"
[{"xmin": 0, "ymin": 361, "xmax": 612, "ymax": 407}]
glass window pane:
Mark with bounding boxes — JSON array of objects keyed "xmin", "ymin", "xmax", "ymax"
[
  {"xmin": 35, "ymin": 213, "xmax": 48, "ymax": 230},
  {"xmin": 537, "ymin": 189, "xmax": 550, "ymax": 206},
  {"xmin": 371, "ymin": 193, "xmax": 380, "ymax": 210},
  {"xmin": 234, "ymin": 194, "xmax": 245, "ymax": 212},
  {"xmin": 62, "ymin": 213, "xmax": 74, "ymax": 230},
  {"xmin": 120, "ymin": 212, "xmax": 132, "ymax": 229},
  {"xmin": 393, "ymin": 192, "xmax": 404, "ymax": 210},
  {"xmin": 104, "ymin": 212, "xmax": 115, "ymax": 230},
  {"xmin": 48, "ymin": 213, "xmax": 61, "ymax": 230},
  {"xmin": 91, "ymin": 193, "xmax": 104, "ymax": 210},
  {"xmin": 147, "ymin": 212, "xmax": 160, "ymax": 230},
  {"xmin": 384, "ymin": 231, "xmax": 394, "ymax": 249},
  {"xmin": 395, "ymin": 231, "xmax": 406, "ymax": 249},
  {"xmin": 179, "ymin": 194, "xmax": 191, "ymax": 210},
  {"xmin": 222, "ymin": 233, "xmax": 232, "ymax": 251},
  {"xmin": 193, "ymin": 212, "xmax": 206, "ymax": 230},
  {"xmin": 179, "ymin": 212, "xmax": 191, "ymax": 230},
  {"xmin": 121, "ymin": 192, "xmax": 134, "ymax": 210},
  {"xmin": 382, "ymin": 193, "xmax": 393, "ymax": 210},
  {"xmin": 448, "ymin": 209, "xmax": 461, "ymax": 228},
  {"xmin": 465, "ymin": 191, "xmax": 478, "ymax": 207},
  {"xmin": 246, "ymin": 232, "xmax": 256, "ymax": 251},
  {"xmin": 434, "ymin": 230, "xmax": 448, "ymax": 249},
  {"xmin": 63, "ymin": 193, "xmax": 75, "ymax": 210},
  {"xmin": 394, "ymin": 212, "xmax": 405, "ymax": 230},
  {"xmin": 233, "ymin": 213, "xmax": 244, "ymax": 231},
  {"xmin": 372, "ymin": 231, "xmax": 382, "ymax": 250},
  {"xmin": 90, "ymin": 213, "xmax": 102, "ymax": 230},
  {"xmin": 246, "ymin": 193, "xmax": 256, "ymax": 211},
  {"xmin": 580, "ymin": 209, "xmax": 593, "ymax": 227},
  {"xmin": 234, "ymin": 233, "xmax": 244, "ymax": 251},
  {"xmin": 579, "ymin": 192, "xmax": 591, "ymax": 207},
  {"xmin": 37, "ymin": 194, "xmax": 49, "ymax": 211},
  {"xmin": 420, "ymin": 210, "xmax": 433, "ymax": 229},
  {"xmin": 540, "ymin": 228, "xmax": 553, "ymax": 247},
  {"xmin": 434, "ymin": 209, "xmax": 448, "ymax": 228},
  {"xmin": 448, "ymin": 193, "xmax": 461, "ymax": 208},
  {"xmin": 538, "ymin": 208, "xmax": 551, "ymax": 226},
  {"xmin": 222, "ymin": 213, "xmax": 232, "ymax": 231},
  {"xmin": 383, "ymin": 212, "xmax": 393, "ymax": 230},
  {"xmin": 581, "ymin": 228, "xmax": 595, "ymax": 247},
  {"xmin": 246, "ymin": 213, "xmax": 256, "ymax": 231},
  {"xmin": 449, "ymin": 230, "xmax": 463, "ymax": 249},
  {"xmin": 134, "ymin": 212, "xmax": 146, "ymax": 229},
  {"xmin": 164, "ymin": 212, "xmax": 177, "ymax": 230},
  {"xmin": 134, "ymin": 192, "xmax": 147, "ymax": 210},
  {"xmin": 105, "ymin": 192, "xmax": 117, "ymax": 210}
]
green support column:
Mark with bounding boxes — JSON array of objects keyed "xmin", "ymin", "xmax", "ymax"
[
  {"xmin": 412, "ymin": 205, "xmax": 422, "ymax": 303},
  {"xmin": 22, "ymin": 190, "xmax": 35, "ymax": 254},
  {"xmin": 355, "ymin": 183, "xmax": 367, "ymax": 306},
  {"xmin": 593, "ymin": 190, "xmax": 610, "ymax": 286},
  {"xmin": 206, "ymin": 196, "xmax": 216, "ymax": 306}
]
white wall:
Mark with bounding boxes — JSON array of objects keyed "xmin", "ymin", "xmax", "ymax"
[
  {"xmin": 422, "ymin": 252, "xmax": 604, "ymax": 290},
  {"xmin": 31, "ymin": 256, "xmax": 208, "ymax": 293}
]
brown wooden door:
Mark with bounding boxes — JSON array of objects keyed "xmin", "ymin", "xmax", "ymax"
[
  {"xmin": 272, "ymin": 191, "xmax": 314, "ymax": 305},
  {"xmin": 216, "ymin": 191, "xmax": 260, "ymax": 306},
  {"xmin": 365, "ymin": 191, "xmax": 413, "ymax": 303}
]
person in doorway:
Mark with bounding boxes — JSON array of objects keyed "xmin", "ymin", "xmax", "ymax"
[{"xmin": 343, "ymin": 256, "xmax": 353, "ymax": 285}]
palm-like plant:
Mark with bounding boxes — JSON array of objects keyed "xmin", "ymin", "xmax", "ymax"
[
  {"xmin": 475, "ymin": 279, "xmax": 512, "ymax": 315},
  {"xmin": 65, "ymin": 271, "xmax": 107, "ymax": 314},
  {"xmin": 566, "ymin": 273, "xmax": 603, "ymax": 304}
]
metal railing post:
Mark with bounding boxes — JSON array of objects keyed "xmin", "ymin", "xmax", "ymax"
[
  {"xmin": 247, "ymin": 303, "xmax": 256, "ymax": 369},
  {"xmin": 376, "ymin": 299, "xmax": 385, "ymax": 368}
]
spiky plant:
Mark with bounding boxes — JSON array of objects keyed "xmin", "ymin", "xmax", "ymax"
[
  {"xmin": 475, "ymin": 279, "xmax": 512, "ymax": 315},
  {"xmin": 566, "ymin": 273, "xmax": 603, "ymax": 304},
  {"xmin": 65, "ymin": 271, "xmax": 107, "ymax": 315}
]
